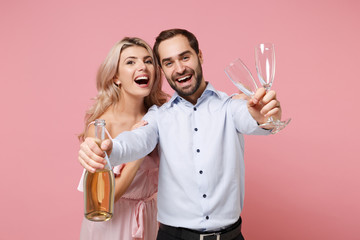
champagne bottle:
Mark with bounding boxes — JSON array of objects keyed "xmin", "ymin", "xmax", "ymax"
[{"xmin": 84, "ymin": 119, "xmax": 115, "ymax": 221}]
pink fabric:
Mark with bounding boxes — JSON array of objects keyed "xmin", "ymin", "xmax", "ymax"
[
  {"xmin": 79, "ymin": 151, "xmax": 159, "ymax": 240},
  {"xmin": 131, "ymin": 193, "xmax": 157, "ymax": 238}
]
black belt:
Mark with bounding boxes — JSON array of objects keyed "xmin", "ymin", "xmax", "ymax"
[{"xmin": 159, "ymin": 217, "xmax": 242, "ymax": 240}]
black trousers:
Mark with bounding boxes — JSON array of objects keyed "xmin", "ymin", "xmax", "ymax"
[
  {"xmin": 156, "ymin": 218, "xmax": 245, "ymax": 240},
  {"xmin": 156, "ymin": 230, "xmax": 245, "ymax": 240}
]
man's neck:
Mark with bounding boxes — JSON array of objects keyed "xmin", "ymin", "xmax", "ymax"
[{"xmin": 181, "ymin": 80, "xmax": 207, "ymax": 105}]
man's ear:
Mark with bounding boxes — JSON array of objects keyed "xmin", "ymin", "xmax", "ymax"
[
  {"xmin": 198, "ymin": 50, "xmax": 204, "ymax": 64},
  {"xmin": 158, "ymin": 65, "xmax": 163, "ymax": 73}
]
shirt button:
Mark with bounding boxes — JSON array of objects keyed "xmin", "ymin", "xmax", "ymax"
[
  {"xmin": 196, "ymin": 149, "xmax": 200, "ymax": 153},
  {"xmin": 199, "ymin": 170, "xmax": 203, "ymax": 174},
  {"xmin": 203, "ymin": 194, "xmax": 207, "ymax": 198},
  {"xmin": 194, "ymin": 128, "xmax": 198, "ymax": 131},
  {"xmin": 193, "ymin": 107, "xmax": 197, "ymax": 111},
  {"xmin": 206, "ymin": 216, "xmax": 209, "ymax": 220}
]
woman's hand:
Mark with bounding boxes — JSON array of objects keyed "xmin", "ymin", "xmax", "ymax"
[{"xmin": 131, "ymin": 120, "xmax": 148, "ymax": 130}]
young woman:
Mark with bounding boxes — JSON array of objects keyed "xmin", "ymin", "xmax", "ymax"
[{"xmin": 77, "ymin": 37, "xmax": 168, "ymax": 240}]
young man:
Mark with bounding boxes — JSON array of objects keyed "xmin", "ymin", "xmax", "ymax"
[{"xmin": 79, "ymin": 29, "xmax": 282, "ymax": 240}]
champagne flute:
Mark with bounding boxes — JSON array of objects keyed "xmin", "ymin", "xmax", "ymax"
[
  {"xmin": 225, "ymin": 58, "xmax": 258, "ymax": 98},
  {"xmin": 255, "ymin": 43, "xmax": 291, "ymax": 133},
  {"xmin": 225, "ymin": 58, "xmax": 282, "ymax": 134}
]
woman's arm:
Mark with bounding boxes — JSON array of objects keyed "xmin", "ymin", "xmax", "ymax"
[
  {"xmin": 113, "ymin": 158, "xmax": 144, "ymax": 202},
  {"xmin": 112, "ymin": 120, "xmax": 148, "ymax": 202}
]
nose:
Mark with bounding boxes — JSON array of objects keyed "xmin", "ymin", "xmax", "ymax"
[
  {"xmin": 174, "ymin": 60, "xmax": 185, "ymax": 74},
  {"xmin": 137, "ymin": 61, "xmax": 146, "ymax": 71}
]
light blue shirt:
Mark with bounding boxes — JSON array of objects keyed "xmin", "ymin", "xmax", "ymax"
[{"xmin": 110, "ymin": 83, "xmax": 270, "ymax": 230}]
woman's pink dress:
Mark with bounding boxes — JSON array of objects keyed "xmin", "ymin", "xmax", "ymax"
[{"xmin": 78, "ymin": 151, "xmax": 159, "ymax": 240}]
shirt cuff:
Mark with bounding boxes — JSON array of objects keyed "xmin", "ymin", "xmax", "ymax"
[
  {"xmin": 246, "ymin": 108, "xmax": 272, "ymax": 135},
  {"xmin": 109, "ymin": 139, "xmax": 121, "ymax": 166}
]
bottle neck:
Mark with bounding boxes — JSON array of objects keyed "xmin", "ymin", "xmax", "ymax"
[
  {"xmin": 94, "ymin": 119, "xmax": 111, "ymax": 170},
  {"xmin": 95, "ymin": 124, "xmax": 105, "ymax": 141}
]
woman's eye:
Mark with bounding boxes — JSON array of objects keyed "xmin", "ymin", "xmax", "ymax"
[
  {"xmin": 126, "ymin": 60, "xmax": 135, "ymax": 65},
  {"xmin": 145, "ymin": 59, "xmax": 153, "ymax": 64}
]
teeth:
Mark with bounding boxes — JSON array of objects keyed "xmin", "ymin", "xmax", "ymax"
[
  {"xmin": 178, "ymin": 75, "xmax": 191, "ymax": 82},
  {"xmin": 135, "ymin": 76, "xmax": 149, "ymax": 85}
]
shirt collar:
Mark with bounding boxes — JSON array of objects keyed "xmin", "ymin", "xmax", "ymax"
[{"xmin": 164, "ymin": 82, "xmax": 221, "ymax": 108}]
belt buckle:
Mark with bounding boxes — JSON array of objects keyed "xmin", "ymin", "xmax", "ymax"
[{"xmin": 199, "ymin": 232, "xmax": 220, "ymax": 240}]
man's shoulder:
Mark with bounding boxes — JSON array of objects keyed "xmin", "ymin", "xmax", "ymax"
[
  {"xmin": 206, "ymin": 88, "xmax": 232, "ymax": 104},
  {"xmin": 216, "ymin": 90, "xmax": 231, "ymax": 99},
  {"xmin": 210, "ymin": 87, "xmax": 247, "ymax": 104},
  {"xmin": 148, "ymin": 103, "xmax": 170, "ymax": 111},
  {"xmin": 146, "ymin": 103, "xmax": 170, "ymax": 116},
  {"xmin": 205, "ymin": 84, "xmax": 231, "ymax": 100}
]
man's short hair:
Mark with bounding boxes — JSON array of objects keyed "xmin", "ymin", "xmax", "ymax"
[{"xmin": 153, "ymin": 28, "xmax": 199, "ymax": 65}]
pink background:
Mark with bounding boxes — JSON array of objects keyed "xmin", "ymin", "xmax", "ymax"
[{"xmin": 1, "ymin": 0, "xmax": 359, "ymax": 239}]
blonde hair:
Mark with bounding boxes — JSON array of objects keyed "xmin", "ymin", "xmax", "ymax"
[{"xmin": 78, "ymin": 37, "xmax": 169, "ymax": 141}]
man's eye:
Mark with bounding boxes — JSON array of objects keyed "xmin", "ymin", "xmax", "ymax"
[
  {"xmin": 182, "ymin": 56, "xmax": 189, "ymax": 61},
  {"xmin": 164, "ymin": 62, "xmax": 172, "ymax": 67}
]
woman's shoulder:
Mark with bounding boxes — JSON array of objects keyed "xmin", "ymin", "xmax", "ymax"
[
  {"xmin": 98, "ymin": 110, "xmax": 140, "ymax": 137},
  {"xmin": 85, "ymin": 112, "xmax": 115, "ymax": 138}
]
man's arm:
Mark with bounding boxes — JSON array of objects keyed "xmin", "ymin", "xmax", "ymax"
[
  {"xmin": 78, "ymin": 106, "xmax": 160, "ymax": 172},
  {"xmin": 230, "ymin": 87, "xmax": 282, "ymax": 135},
  {"xmin": 109, "ymin": 111, "xmax": 159, "ymax": 166}
]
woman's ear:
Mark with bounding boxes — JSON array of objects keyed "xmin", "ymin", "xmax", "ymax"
[{"xmin": 113, "ymin": 77, "xmax": 121, "ymax": 87}]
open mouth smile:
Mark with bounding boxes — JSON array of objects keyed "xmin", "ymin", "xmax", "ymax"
[
  {"xmin": 134, "ymin": 76, "xmax": 150, "ymax": 86},
  {"xmin": 176, "ymin": 74, "xmax": 192, "ymax": 83}
]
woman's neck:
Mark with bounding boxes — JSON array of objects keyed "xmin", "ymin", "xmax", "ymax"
[{"xmin": 111, "ymin": 95, "xmax": 147, "ymax": 121}]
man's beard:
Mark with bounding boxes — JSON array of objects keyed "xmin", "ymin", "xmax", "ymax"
[{"xmin": 166, "ymin": 60, "xmax": 203, "ymax": 97}]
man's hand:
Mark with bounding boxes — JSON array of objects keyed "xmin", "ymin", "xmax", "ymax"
[
  {"xmin": 247, "ymin": 87, "xmax": 282, "ymax": 127},
  {"xmin": 78, "ymin": 137, "xmax": 113, "ymax": 173}
]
